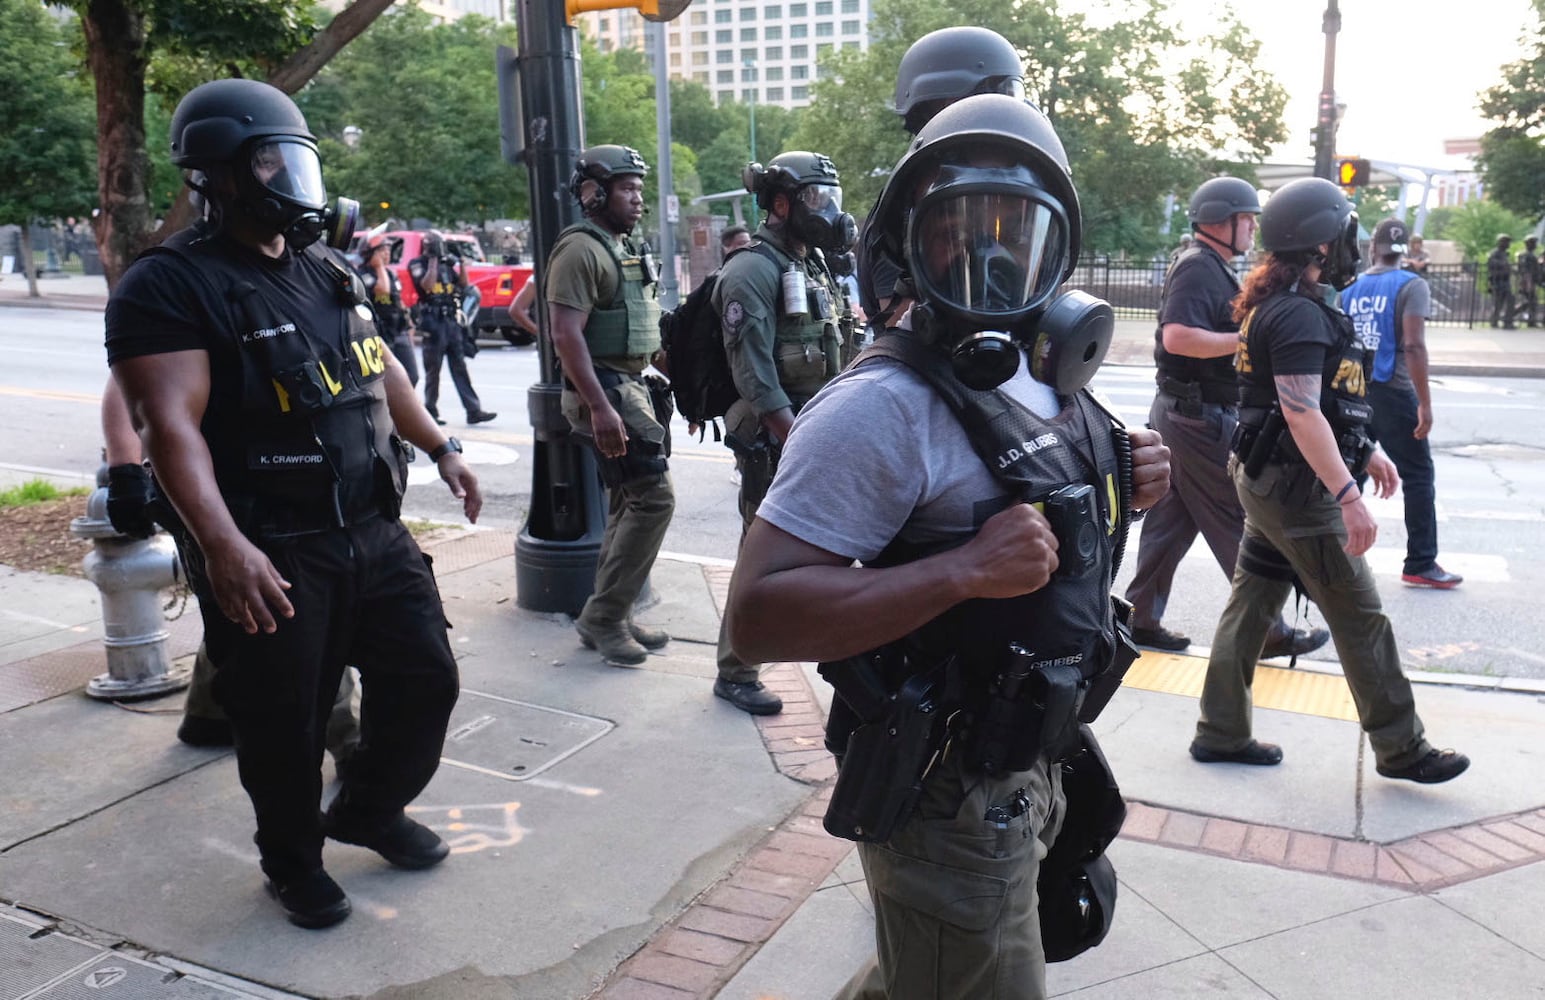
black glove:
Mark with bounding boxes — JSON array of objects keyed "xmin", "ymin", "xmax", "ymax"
[{"xmin": 106, "ymin": 463, "xmax": 157, "ymax": 538}]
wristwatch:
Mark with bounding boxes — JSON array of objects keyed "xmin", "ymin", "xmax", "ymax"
[{"xmin": 429, "ymin": 437, "xmax": 463, "ymax": 462}]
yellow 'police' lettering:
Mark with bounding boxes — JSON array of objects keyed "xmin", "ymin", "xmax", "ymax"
[
  {"xmin": 350, "ymin": 336, "xmax": 387, "ymax": 377},
  {"xmin": 273, "ymin": 379, "xmax": 292, "ymax": 413},
  {"xmin": 1331, "ymin": 359, "xmax": 1365, "ymax": 397},
  {"xmin": 317, "ymin": 360, "xmax": 344, "ymax": 396},
  {"xmin": 1234, "ymin": 319, "xmax": 1253, "ymax": 374}
]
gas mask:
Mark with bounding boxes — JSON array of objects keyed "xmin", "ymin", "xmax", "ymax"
[
  {"xmin": 789, "ymin": 183, "xmax": 857, "ymax": 254},
  {"xmin": 234, "ymin": 138, "xmax": 359, "ymax": 251},
  {"xmin": 905, "ymin": 164, "xmax": 1113, "ymax": 393},
  {"xmin": 1317, "ymin": 211, "xmax": 1362, "ymax": 291}
]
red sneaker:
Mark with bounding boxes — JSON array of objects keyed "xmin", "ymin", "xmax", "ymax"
[{"xmin": 1401, "ymin": 564, "xmax": 1463, "ymax": 589}]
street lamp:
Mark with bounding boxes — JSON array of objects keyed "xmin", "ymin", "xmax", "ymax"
[{"xmin": 342, "ymin": 124, "xmax": 362, "ymax": 149}]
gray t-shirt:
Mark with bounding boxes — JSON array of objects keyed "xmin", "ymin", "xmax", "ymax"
[
  {"xmin": 758, "ymin": 350, "xmax": 1061, "ymax": 561},
  {"xmin": 1364, "ymin": 263, "xmax": 1431, "ymax": 393}
]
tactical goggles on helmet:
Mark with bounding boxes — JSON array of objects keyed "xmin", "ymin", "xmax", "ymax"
[
  {"xmin": 250, "ymin": 139, "xmax": 327, "ymax": 211},
  {"xmin": 905, "ymin": 164, "xmax": 1070, "ymax": 322}
]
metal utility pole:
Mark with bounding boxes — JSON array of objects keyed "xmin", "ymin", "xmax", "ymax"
[
  {"xmin": 505, "ymin": 0, "xmax": 605, "ymax": 615},
  {"xmin": 1312, "ymin": 0, "xmax": 1341, "ymax": 181},
  {"xmin": 648, "ymin": 20, "xmax": 679, "ymax": 309}
]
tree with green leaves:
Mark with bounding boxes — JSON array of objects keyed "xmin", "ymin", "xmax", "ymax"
[
  {"xmin": 59, "ymin": 0, "xmax": 394, "ymax": 288},
  {"xmin": 793, "ymin": 0, "xmax": 1287, "ymax": 257},
  {"xmin": 0, "ymin": 0, "xmax": 97, "ymax": 298},
  {"xmin": 300, "ymin": 7, "xmax": 526, "ymax": 228},
  {"xmin": 1476, "ymin": 0, "xmax": 1545, "ymax": 223},
  {"xmin": 1442, "ymin": 199, "xmax": 1534, "ymax": 263}
]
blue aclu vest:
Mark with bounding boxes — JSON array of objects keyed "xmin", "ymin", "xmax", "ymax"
[{"xmin": 1341, "ymin": 269, "xmax": 1418, "ymax": 383}]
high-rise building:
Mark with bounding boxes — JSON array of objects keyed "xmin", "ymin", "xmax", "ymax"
[
  {"xmin": 319, "ymin": 0, "xmax": 509, "ymax": 23},
  {"xmin": 579, "ymin": 0, "xmax": 870, "ymax": 110}
]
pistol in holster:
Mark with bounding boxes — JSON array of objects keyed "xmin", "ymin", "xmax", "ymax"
[
  {"xmin": 725, "ymin": 430, "xmax": 780, "ymax": 510},
  {"xmin": 820, "ymin": 650, "xmax": 948, "ymax": 844},
  {"xmin": 1234, "ymin": 406, "xmax": 1286, "ymax": 479},
  {"xmin": 1079, "ymin": 596, "xmax": 1141, "ymax": 725},
  {"xmin": 963, "ymin": 644, "xmax": 1085, "ymax": 776}
]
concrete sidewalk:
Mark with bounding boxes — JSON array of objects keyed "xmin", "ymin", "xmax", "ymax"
[
  {"xmin": 8, "ymin": 271, "xmax": 1545, "ymax": 379},
  {"xmin": 2, "ymin": 528, "xmax": 1544, "ymax": 999}
]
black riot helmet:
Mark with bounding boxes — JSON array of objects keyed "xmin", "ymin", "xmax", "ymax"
[
  {"xmin": 744, "ymin": 151, "xmax": 857, "ymax": 253},
  {"xmin": 1188, "ymin": 176, "xmax": 1261, "ymax": 257},
  {"xmin": 570, "ymin": 144, "xmax": 649, "ymax": 215},
  {"xmin": 893, "ymin": 27, "xmax": 1026, "ymax": 135},
  {"xmin": 1259, "ymin": 177, "xmax": 1360, "ymax": 290},
  {"xmin": 871, "ymin": 94, "xmax": 1112, "ymax": 393},
  {"xmin": 423, "ymin": 230, "xmax": 446, "ymax": 258},
  {"xmin": 169, "ymin": 79, "xmax": 358, "ymax": 250}
]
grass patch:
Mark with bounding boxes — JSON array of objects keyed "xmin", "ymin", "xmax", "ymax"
[
  {"xmin": 403, "ymin": 517, "xmax": 462, "ymax": 538},
  {"xmin": 0, "ymin": 479, "xmax": 90, "ymax": 509}
]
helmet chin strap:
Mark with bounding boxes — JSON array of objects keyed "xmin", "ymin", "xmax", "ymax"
[{"xmin": 1195, "ymin": 222, "xmax": 1243, "ymax": 257}]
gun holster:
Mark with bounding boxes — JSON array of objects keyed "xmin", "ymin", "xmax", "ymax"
[
  {"xmin": 821, "ymin": 656, "xmax": 947, "ymax": 843},
  {"xmin": 1079, "ymin": 596, "xmax": 1140, "ymax": 724},
  {"xmin": 963, "ymin": 646, "xmax": 1084, "ymax": 776}
]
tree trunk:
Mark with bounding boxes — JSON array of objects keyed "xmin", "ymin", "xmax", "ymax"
[
  {"xmin": 18, "ymin": 227, "xmax": 39, "ymax": 298},
  {"xmin": 81, "ymin": 0, "xmax": 150, "ymax": 292}
]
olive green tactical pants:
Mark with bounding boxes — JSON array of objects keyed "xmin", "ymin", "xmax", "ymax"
[
  {"xmin": 715, "ymin": 401, "xmax": 771, "ymax": 684},
  {"xmin": 562, "ymin": 381, "xmax": 675, "ymax": 628},
  {"xmin": 1196, "ymin": 458, "xmax": 1431, "ymax": 770},
  {"xmin": 184, "ymin": 643, "xmax": 360, "ymax": 761},
  {"xmin": 837, "ymin": 749, "xmax": 1063, "ymax": 1000}
]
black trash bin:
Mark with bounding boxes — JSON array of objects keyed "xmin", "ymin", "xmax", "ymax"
[{"xmin": 80, "ymin": 246, "xmax": 103, "ymax": 276}]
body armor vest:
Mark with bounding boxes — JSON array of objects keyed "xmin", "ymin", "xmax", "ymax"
[
  {"xmin": 858, "ymin": 335, "xmax": 1125, "ymax": 689},
  {"xmin": 749, "ymin": 234, "xmax": 841, "ymax": 406},
  {"xmin": 409, "ymin": 254, "xmax": 461, "ymax": 311},
  {"xmin": 145, "ymin": 228, "xmax": 406, "ymax": 536},
  {"xmin": 359, "ymin": 265, "xmax": 406, "ymax": 338},
  {"xmin": 552, "ymin": 220, "xmax": 661, "ymax": 359},
  {"xmin": 1152, "ymin": 245, "xmax": 1240, "ymax": 394}
]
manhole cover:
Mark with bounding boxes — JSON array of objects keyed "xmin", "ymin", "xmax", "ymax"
[{"xmin": 440, "ymin": 689, "xmax": 613, "ymax": 781}]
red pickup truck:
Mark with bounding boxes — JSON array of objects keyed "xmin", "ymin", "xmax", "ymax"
[{"xmin": 352, "ymin": 229, "xmax": 535, "ymax": 346}]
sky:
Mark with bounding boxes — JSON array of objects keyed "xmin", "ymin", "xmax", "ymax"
[{"xmin": 1162, "ymin": 0, "xmax": 1537, "ymax": 169}]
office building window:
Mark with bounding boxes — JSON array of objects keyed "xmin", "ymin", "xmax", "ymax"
[
  {"xmin": 691, "ymin": 9, "xmax": 707, "ymax": 22},
  {"xmin": 742, "ymin": 66, "xmax": 756, "ymax": 81},
  {"xmin": 815, "ymin": 0, "xmax": 832, "ymax": 13},
  {"xmin": 715, "ymin": 8, "xmax": 731, "ymax": 21},
  {"xmin": 791, "ymin": 43, "xmax": 808, "ymax": 58},
  {"xmin": 719, "ymin": 89, "xmax": 733, "ymax": 102},
  {"xmin": 792, "ymin": 85, "xmax": 808, "ymax": 100},
  {"xmin": 840, "ymin": 0, "xmax": 858, "ymax": 10},
  {"xmin": 718, "ymin": 69, "xmax": 734, "ymax": 83},
  {"xmin": 766, "ymin": 65, "xmax": 783, "ymax": 80},
  {"xmin": 789, "ymin": 2, "xmax": 807, "ymax": 14},
  {"xmin": 816, "ymin": 22, "xmax": 833, "ymax": 36},
  {"xmin": 792, "ymin": 63, "xmax": 808, "ymax": 79},
  {"xmin": 695, "ymin": 71, "xmax": 710, "ymax": 83},
  {"xmin": 739, "ymin": 6, "xmax": 756, "ymax": 18},
  {"xmin": 598, "ymin": 17, "xmax": 609, "ymax": 31},
  {"xmin": 743, "ymin": 87, "xmax": 758, "ymax": 102},
  {"xmin": 741, "ymin": 46, "xmax": 757, "ymax": 60},
  {"xmin": 716, "ymin": 29, "xmax": 732, "ymax": 42},
  {"xmin": 669, "ymin": 52, "xmax": 681, "ymax": 67},
  {"xmin": 717, "ymin": 49, "xmax": 734, "ymax": 63},
  {"xmin": 767, "ymin": 86, "xmax": 784, "ymax": 101},
  {"xmin": 741, "ymin": 27, "xmax": 757, "ymax": 40},
  {"xmin": 692, "ymin": 50, "xmax": 708, "ymax": 65},
  {"xmin": 765, "ymin": 25, "xmax": 781, "ymax": 39},
  {"xmin": 765, "ymin": 45, "xmax": 782, "ymax": 59},
  {"xmin": 765, "ymin": 3, "xmax": 782, "ymax": 16},
  {"xmin": 841, "ymin": 19, "xmax": 859, "ymax": 33},
  {"xmin": 692, "ymin": 30, "xmax": 707, "ymax": 44},
  {"xmin": 842, "ymin": 40, "xmax": 859, "ymax": 49},
  {"xmin": 790, "ymin": 23, "xmax": 807, "ymax": 37}
]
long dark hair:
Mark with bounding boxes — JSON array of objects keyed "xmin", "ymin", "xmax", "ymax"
[{"xmin": 1233, "ymin": 252, "xmax": 1310, "ymax": 325}]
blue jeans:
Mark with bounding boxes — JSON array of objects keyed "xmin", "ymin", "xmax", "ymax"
[{"xmin": 1366, "ymin": 381, "xmax": 1438, "ymax": 575}]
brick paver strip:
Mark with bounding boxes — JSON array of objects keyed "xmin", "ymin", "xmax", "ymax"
[
  {"xmin": 704, "ymin": 885, "xmax": 793, "ymax": 921},
  {"xmin": 1199, "ymin": 817, "xmax": 1248, "ymax": 856},
  {"xmin": 677, "ymin": 907, "xmax": 777, "ymax": 944},
  {"xmin": 1329, "ymin": 840, "xmax": 1377, "ymax": 880},
  {"xmin": 655, "ymin": 930, "xmax": 746, "ymax": 966},
  {"xmin": 600, "ymin": 977, "xmax": 695, "ymax": 1000},
  {"xmin": 1452, "ymin": 825, "xmax": 1535, "ymax": 862},
  {"xmin": 1158, "ymin": 809, "xmax": 1206, "ymax": 848},
  {"xmin": 629, "ymin": 954, "xmax": 724, "ymax": 994},
  {"xmin": 1285, "ymin": 831, "xmax": 1335, "ymax": 872}
]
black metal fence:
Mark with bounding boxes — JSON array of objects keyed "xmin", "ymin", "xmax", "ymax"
[{"xmin": 1066, "ymin": 258, "xmax": 1495, "ymax": 328}]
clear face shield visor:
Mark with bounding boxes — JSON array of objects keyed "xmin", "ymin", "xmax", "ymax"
[
  {"xmin": 796, "ymin": 182, "xmax": 843, "ymax": 218},
  {"xmin": 906, "ymin": 176, "xmax": 1069, "ymax": 320},
  {"xmin": 983, "ymin": 76, "xmax": 1027, "ymax": 102},
  {"xmin": 250, "ymin": 139, "xmax": 327, "ymax": 211}
]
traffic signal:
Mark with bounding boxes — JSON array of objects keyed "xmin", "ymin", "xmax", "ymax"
[
  {"xmin": 567, "ymin": 0, "xmax": 691, "ymax": 22},
  {"xmin": 1337, "ymin": 157, "xmax": 1371, "ymax": 188}
]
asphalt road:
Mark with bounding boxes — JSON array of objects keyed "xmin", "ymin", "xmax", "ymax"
[{"xmin": 6, "ymin": 305, "xmax": 1545, "ymax": 680}]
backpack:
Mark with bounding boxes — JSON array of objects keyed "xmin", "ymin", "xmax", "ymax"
[{"xmin": 659, "ymin": 270, "xmax": 739, "ymax": 436}]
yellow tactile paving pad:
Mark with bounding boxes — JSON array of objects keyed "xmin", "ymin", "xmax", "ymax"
[{"xmin": 1123, "ymin": 651, "xmax": 1360, "ymax": 722}]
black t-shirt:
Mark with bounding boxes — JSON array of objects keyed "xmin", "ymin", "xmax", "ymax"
[
  {"xmin": 1154, "ymin": 247, "xmax": 1240, "ymax": 384},
  {"xmin": 1236, "ymin": 287, "xmax": 1341, "ymax": 410}
]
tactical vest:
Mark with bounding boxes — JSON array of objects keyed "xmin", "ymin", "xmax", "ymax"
[
  {"xmin": 846, "ymin": 336, "xmax": 1137, "ymax": 775},
  {"xmin": 144, "ymin": 229, "xmax": 406, "ymax": 537},
  {"xmin": 747, "ymin": 235, "xmax": 842, "ymax": 406},
  {"xmin": 1340, "ymin": 268, "xmax": 1418, "ymax": 383},
  {"xmin": 359, "ymin": 266, "xmax": 406, "ymax": 336},
  {"xmin": 1239, "ymin": 290, "xmax": 1373, "ymax": 470},
  {"xmin": 551, "ymin": 220, "xmax": 661, "ymax": 359},
  {"xmin": 408, "ymin": 254, "xmax": 463, "ymax": 308},
  {"xmin": 1152, "ymin": 245, "xmax": 1240, "ymax": 395}
]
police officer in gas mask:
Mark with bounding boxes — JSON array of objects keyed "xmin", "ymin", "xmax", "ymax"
[
  {"xmin": 1195, "ymin": 176, "xmax": 1470, "ymax": 785},
  {"xmin": 726, "ymin": 94, "xmax": 1171, "ymax": 998},
  {"xmin": 105, "ymin": 78, "xmax": 481, "ymax": 929},
  {"xmin": 410, "ymin": 230, "xmax": 495, "ymax": 426},
  {"xmin": 709, "ymin": 149, "xmax": 855, "ymax": 716}
]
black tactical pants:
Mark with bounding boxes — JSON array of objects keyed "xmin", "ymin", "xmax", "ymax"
[
  {"xmin": 420, "ymin": 309, "xmax": 482, "ymax": 417},
  {"xmin": 196, "ymin": 516, "xmax": 459, "ymax": 881}
]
